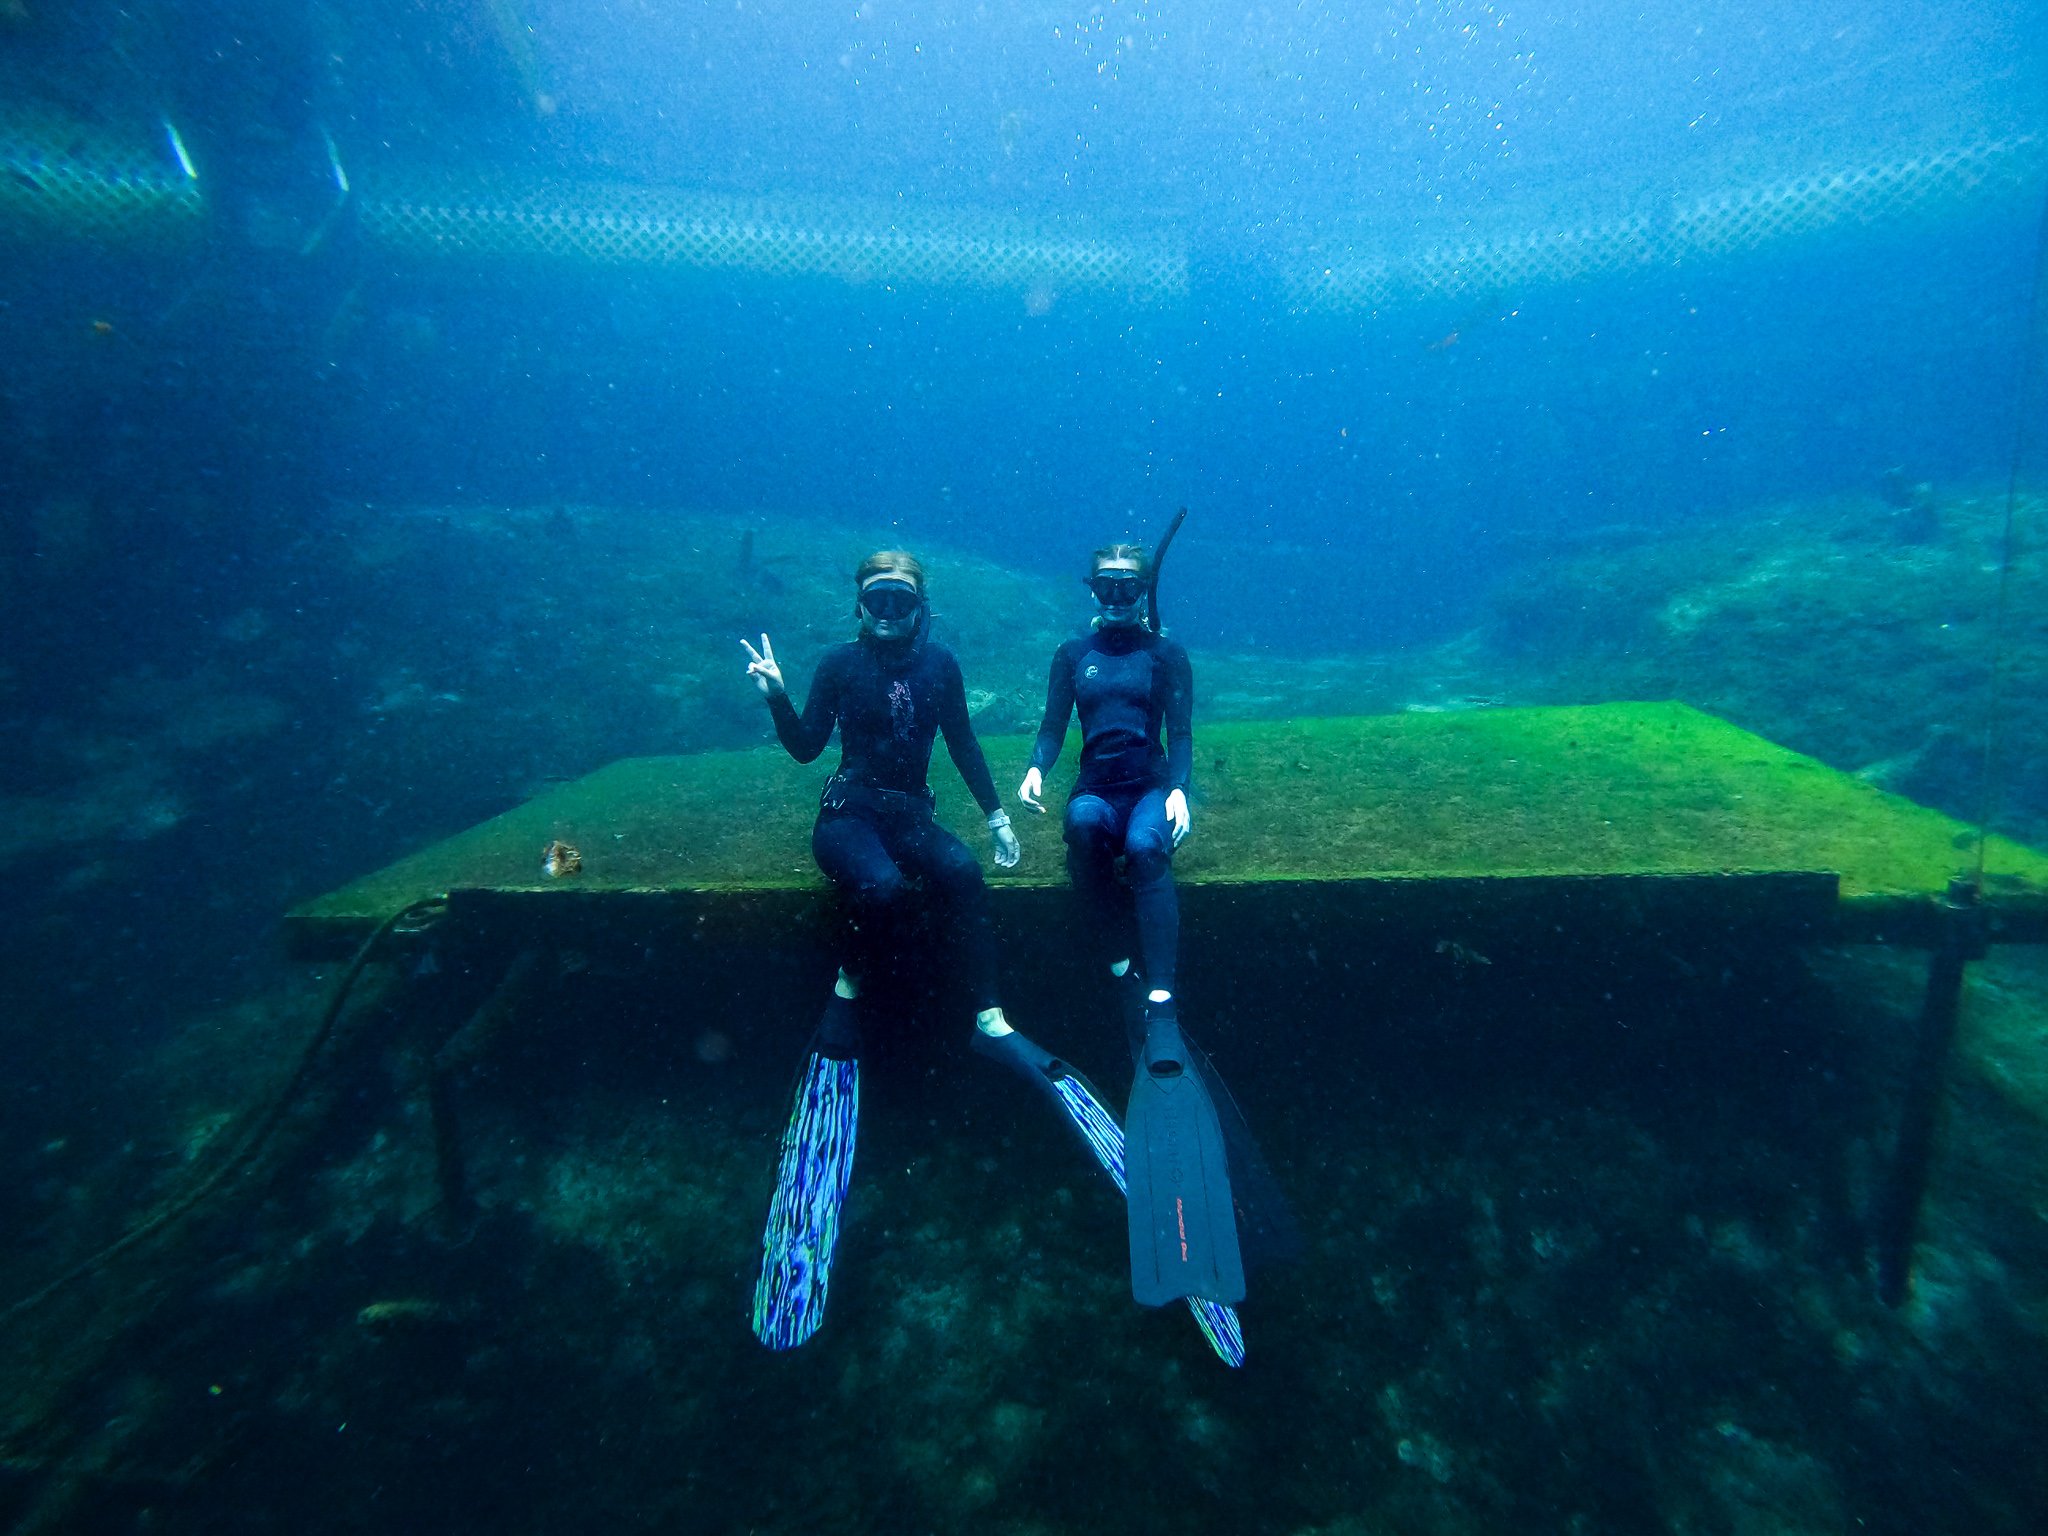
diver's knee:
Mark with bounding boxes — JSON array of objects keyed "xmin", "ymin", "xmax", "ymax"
[
  {"xmin": 929, "ymin": 853, "xmax": 986, "ymax": 902},
  {"xmin": 849, "ymin": 869, "xmax": 910, "ymax": 916},
  {"xmin": 1063, "ymin": 802, "xmax": 1117, "ymax": 852},
  {"xmin": 1124, "ymin": 829, "xmax": 1172, "ymax": 872}
]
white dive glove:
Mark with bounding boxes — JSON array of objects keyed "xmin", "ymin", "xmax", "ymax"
[
  {"xmin": 1164, "ymin": 787, "xmax": 1191, "ymax": 847},
  {"xmin": 988, "ymin": 809, "xmax": 1021, "ymax": 868}
]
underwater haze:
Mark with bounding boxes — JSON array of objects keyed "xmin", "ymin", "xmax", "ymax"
[{"xmin": 3, "ymin": 2, "xmax": 2048, "ymax": 1534}]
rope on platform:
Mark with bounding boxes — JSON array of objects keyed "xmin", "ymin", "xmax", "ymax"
[{"xmin": 0, "ymin": 897, "xmax": 448, "ymax": 1328}]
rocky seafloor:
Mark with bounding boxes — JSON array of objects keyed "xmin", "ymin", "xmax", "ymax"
[{"xmin": 1, "ymin": 489, "xmax": 2045, "ymax": 1534}]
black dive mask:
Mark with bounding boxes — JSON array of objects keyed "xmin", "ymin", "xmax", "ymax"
[
  {"xmin": 858, "ymin": 580, "xmax": 923, "ymax": 622},
  {"xmin": 1087, "ymin": 572, "xmax": 1145, "ymax": 608}
]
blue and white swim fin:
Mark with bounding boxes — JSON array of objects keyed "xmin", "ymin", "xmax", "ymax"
[{"xmin": 751, "ymin": 1041, "xmax": 861, "ymax": 1350}]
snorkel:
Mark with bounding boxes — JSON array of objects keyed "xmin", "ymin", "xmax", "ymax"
[
  {"xmin": 1088, "ymin": 508, "xmax": 1186, "ymax": 632},
  {"xmin": 1087, "ymin": 555, "xmax": 1147, "ymax": 629},
  {"xmin": 1145, "ymin": 506, "xmax": 1187, "ymax": 636}
]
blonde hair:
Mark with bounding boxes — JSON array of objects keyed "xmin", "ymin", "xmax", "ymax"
[
  {"xmin": 1090, "ymin": 542, "xmax": 1149, "ymax": 577},
  {"xmin": 856, "ymin": 549, "xmax": 925, "ymax": 592}
]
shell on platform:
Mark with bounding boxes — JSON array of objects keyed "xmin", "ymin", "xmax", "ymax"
[{"xmin": 542, "ymin": 839, "xmax": 582, "ymax": 878}]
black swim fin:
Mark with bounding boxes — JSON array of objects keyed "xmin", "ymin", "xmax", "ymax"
[
  {"xmin": 1124, "ymin": 997, "xmax": 1246, "ymax": 1307},
  {"xmin": 973, "ymin": 1023, "xmax": 1247, "ymax": 1366}
]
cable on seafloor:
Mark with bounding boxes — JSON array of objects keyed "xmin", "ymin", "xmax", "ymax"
[{"xmin": 0, "ymin": 897, "xmax": 448, "ymax": 1327}]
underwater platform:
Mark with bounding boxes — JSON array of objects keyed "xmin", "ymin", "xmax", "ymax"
[{"xmin": 289, "ymin": 702, "xmax": 2048, "ymax": 959}]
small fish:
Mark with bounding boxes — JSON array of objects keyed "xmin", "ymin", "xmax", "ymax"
[
  {"xmin": 357, "ymin": 1299, "xmax": 464, "ymax": 1337},
  {"xmin": 1435, "ymin": 938, "xmax": 1492, "ymax": 969},
  {"xmin": 542, "ymin": 839, "xmax": 582, "ymax": 878}
]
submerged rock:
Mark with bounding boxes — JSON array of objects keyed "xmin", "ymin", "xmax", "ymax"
[{"xmin": 356, "ymin": 1298, "xmax": 463, "ymax": 1338}]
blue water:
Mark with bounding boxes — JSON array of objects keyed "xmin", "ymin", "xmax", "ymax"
[
  {"xmin": 3, "ymin": 3, "xmax": 2048, "ymax": 1532},
  {"xmin": 6, "ymin": 2, "xmax": 2044, "ymax": 655}
]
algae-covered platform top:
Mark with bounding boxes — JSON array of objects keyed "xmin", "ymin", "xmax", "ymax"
[{"xmin": 289, "ymin": 703, "xmax": 2048, "ymax": 953}]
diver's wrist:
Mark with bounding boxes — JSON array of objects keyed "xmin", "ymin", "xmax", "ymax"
[{"xmin": 986, "ymin": 809, "xmax": 1012, "ymax": 830}]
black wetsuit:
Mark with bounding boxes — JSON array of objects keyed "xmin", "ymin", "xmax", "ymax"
[
  {"xmin": 770, "ymin": 632, "xmax": 1003, "ymax": 1039},
  {"xmin": 1028, "ymin": 624, "xmax": 1193, "ymax": 992}
]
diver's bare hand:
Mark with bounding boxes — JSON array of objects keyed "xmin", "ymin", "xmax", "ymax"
[
  {"xmin": 988, "ymin": 809, "xmax": 1021, "ymax": 869},
  {"xmin": 1165, "ymin": 787, "xmax": 1191, "ymax": 847},
  {"xmin": 1018, "ymin": 766, "xmax": 1047, "ymax": 814},
  {"xmin": 741, "ymin": 634, "xmax": 785, "ymax": 699}
]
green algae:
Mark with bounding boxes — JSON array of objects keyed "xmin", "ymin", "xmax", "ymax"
[
  {"xmin": 1165, "ymin": 704, "xmax": 2045, "ymax": 901},
  {"xmin": 290, "ymin": 702, "xmax": 2048, "ymax": 948},
  {"xmin": 1472, "ymin": 488, "xmax": 2048, "ymax": 848}
]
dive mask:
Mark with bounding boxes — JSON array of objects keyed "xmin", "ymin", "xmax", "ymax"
[
  {"xmin": 858, "ymin": 580, "xmax": 923, "ymax": 622},
  {"xmin": 1088, "ymin": 572, "xmax": 1145, "ymax": 608}
]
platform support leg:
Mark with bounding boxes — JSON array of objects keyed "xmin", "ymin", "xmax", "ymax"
[
  {"xmin": 424, "ymin": 948, "xmax": 543, "ymax": 1240},
  {"xmin": 426, "ymin": 1061, "xmax": 473, "ymax": 1239},
  {"xmin": 1877, "ymin": 878, "xmax": 1985, "ymax": 1307}
]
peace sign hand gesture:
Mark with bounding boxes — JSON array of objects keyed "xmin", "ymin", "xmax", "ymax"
[{"xmin": 741, "ymin": 634, "xmax": 786, "ymax": 699}]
